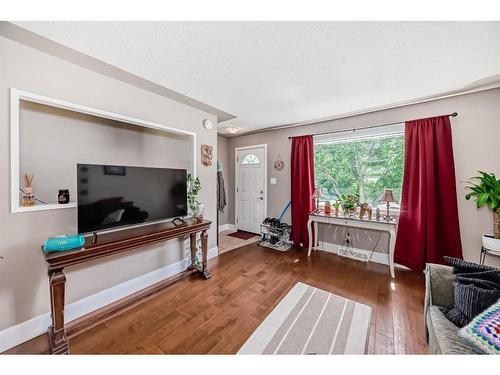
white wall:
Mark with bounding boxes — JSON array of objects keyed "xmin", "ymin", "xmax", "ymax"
[
  {"xmin": 0, "ymin": 35, "xmax": 218, "ymax": 332},
  {"xmin": 217, "ymin": 136, "xmax": 230, "ymax": 226}
]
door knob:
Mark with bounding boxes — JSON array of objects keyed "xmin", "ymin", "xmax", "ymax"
[{"xmin": 259, "ymin": 197, "xmax": 263, "ymax": 200}]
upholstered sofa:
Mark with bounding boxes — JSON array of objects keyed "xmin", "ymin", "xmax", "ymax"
[{"xmin": 424, "ymin": 263, "xmax": 476, "ymax": 354}]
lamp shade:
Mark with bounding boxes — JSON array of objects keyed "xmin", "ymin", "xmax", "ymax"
[
  {"xmin": 312, "ymin": 188, "xmax": 322, "ymax": 199},
  {"xmin": 379, "ymin": 188, "xmax": 395, "ymax": 203}
]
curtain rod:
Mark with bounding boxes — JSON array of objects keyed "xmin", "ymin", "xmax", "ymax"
[{"xmin": 287, "ymin": 112, "xmax": 458, "ymax": 140}]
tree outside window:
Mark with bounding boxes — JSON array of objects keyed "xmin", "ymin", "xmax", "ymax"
[{"xmin": 314, "ymin": 134, "xmax": 404, "ymax": 209}]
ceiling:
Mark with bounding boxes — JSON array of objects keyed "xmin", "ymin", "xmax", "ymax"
[{"xmin": 13, "ymin": 21, "xmax": 500, "ymax": 135}]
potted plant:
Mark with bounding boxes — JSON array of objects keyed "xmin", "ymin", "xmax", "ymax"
[
  {"xmin": 333, "ymin": 200, "xmax": 341, "ymax": 217},
  {"xmin": 465, "ymin": 171, "xmax": 500, "ymax": 252},
  {"xmin": 187, "ymin": 174, "xmax": 202, "ymax": 217},
  {"xmin": 339, "ymin": 194, "xmax": 358, "ymax": 217}
]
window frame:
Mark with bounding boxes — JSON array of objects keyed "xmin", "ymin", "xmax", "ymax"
[{"xmin": 313, "ymin": 123, "xmax": 405, "ymax": 215}]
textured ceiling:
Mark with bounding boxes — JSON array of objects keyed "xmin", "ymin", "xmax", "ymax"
[{"xmin": 13, "ymin": 21, "xmax": 500, "ymax": 134}]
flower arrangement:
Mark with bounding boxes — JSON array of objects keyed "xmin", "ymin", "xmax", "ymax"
[{"xmin": 339, "ymin": 194, "xmax": 359, "ymax": 214}]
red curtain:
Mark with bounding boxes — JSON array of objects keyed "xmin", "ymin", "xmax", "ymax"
[
  {"xmin": 291, "ymin": 135, "xmax": 316, "ymax": 249},
  {"xmin": 394, "ymin": 115, "xmax": 463, "ymax": 272}
]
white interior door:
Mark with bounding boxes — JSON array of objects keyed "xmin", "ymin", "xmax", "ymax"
[{"xmin": 236, "ymin": 146, "xmax": 266, "ymax": 234}]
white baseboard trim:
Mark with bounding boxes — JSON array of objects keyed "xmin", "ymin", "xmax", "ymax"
[
  {"xmin": 0, "ymin": 246, "xmax": 218, "ymax": 353},
  {"xmin": 317, "ymin": 241, "xmax": 407, "ymax": 270},
  {"xmin": 218, "ymin": 223, "xmax": 237, "ymax": 233}
]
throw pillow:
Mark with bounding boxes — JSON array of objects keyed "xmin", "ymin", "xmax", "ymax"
[
  {"xmin": 442, "ymin": 257, "xmax": 500, "ymax": 328},
  {"xmin": 458, "ymin": 299, "xmax": 500, "ymax": 354}
]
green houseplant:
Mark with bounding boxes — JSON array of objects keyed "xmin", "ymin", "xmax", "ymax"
[
  {"xmin": 465, "ymin": 171, "xmax": 500, "ymax": 239},
  {"xmin": 187, "ymin": 174, "xmax": 201, "ymax": 216}
]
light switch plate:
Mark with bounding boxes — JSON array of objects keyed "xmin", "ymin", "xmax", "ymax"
[{"xmin": 270, "ymin": 178, "xmax": 277, "ymax": 185}]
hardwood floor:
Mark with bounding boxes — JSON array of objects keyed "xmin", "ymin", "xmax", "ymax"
[{"xmin": 5, "ymin": 243, "xmax": 427, "ymax": 354}]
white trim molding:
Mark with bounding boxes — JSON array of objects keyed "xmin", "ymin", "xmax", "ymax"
[
  {"xmin": 218, "ymin": 223, "xmax": 237, "ymax": 233},
  {"xmin": 10, "ymin": 88, "xmax": 197, "ymax": 213},
  {"xmin": 0, "ymin": 246, "xmax": 218, "ymax": 352}
]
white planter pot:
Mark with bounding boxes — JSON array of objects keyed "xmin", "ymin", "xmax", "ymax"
[{"xmin": 482, "ymin": 235, "xmax": 500, "ymax": 253}]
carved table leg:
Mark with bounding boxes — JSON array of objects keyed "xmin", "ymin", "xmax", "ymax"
[
  {"xmin": 187, "ymin": 233, "xmax": 197, "ymax": 271},
  {"xmin": 200, "ymin": 229, "xmax": 211, "ymax": 279},
  {"xmin": 48, "ymin": 269, "xmax": 69, "ymax": 354}
]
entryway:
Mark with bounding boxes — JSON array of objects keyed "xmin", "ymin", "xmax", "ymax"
[{"xmin": 235, "ymin": 145, "xmax": 267, "ymax": 234}]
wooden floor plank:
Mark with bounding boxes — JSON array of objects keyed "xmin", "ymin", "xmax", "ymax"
[{"xmin": 4, "ymin": 243, "xmax": 427, "ymax": 355}]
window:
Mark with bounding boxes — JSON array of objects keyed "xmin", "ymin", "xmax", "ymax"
[
  {"xmin": 241, "ymin": 153, "xmax": 260, "ymax": 165},
  {"xmin": 314, "ymin": 123, "xmax": 404, "ymax": 210}
]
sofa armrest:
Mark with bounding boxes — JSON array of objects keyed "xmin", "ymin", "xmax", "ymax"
[
  {"xmin": 425, "ymin": 263, "xmax": 454, "ymax": 309},
  {"xmin": 424, "ymin": 263, "xmax": 454, "ymax": 341}
]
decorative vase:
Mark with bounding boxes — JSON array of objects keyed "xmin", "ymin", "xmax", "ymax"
[
  {"xmin": 494, "ymin": 208, "xmax": 500, "ymax": 239},
  {"xmin": 195, "ymin": 203, "xmax": 205, "ymax": 221},
  {"xmin": 22, "ymin": 187, "xmax": 34, "ymax": 207}
]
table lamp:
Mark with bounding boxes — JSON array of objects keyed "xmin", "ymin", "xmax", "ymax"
[
  {"xmin": 312, "ymin": 188, "xmax": 322, "ymax": 214},
  {"xmin": 379, "ymin": 189, "xmax": 396, "ymax": 220}
]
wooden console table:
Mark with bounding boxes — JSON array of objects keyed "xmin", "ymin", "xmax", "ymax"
[
  {"xmin": 307, "ymin": 213, "xmax": 397, "ymax": 278},
  {"xmin": 42, "ymin": 218, "xmax": 212, "ymax": 354}
]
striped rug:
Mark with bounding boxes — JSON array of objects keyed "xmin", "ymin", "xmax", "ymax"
[{"xmin": 238, "ymin": 282, "xmax": 372, "ymax": 354}]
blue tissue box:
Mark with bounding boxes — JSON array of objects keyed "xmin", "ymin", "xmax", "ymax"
[{"xmin": 43, "ymin": 235, "xmax": 85, "ymax": 252}]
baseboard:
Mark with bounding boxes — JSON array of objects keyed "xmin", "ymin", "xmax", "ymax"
[
  {"xmin": 317, "ymin": 241, "xmax": 407, "ymax": 270},
  {"xmin": 218, "ymin": 223, "xmax": 237, "ymax": 233},
  {"xmin": 0, "ymin": 246, "xmax": 218, "ymax": 353}
]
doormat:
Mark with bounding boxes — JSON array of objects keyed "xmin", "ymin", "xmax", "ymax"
[{"xmin": 227, "ymin": 230, "xmax": 257, "ymax": 240}]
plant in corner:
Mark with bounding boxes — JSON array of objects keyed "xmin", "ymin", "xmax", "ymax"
[
  {"xmin": 465, "ymin": 171, "xmax": 500, "ymax": 239},
  {"xmin": 187, "ymin": 173, "xmax": 201, "ymax": 216}
]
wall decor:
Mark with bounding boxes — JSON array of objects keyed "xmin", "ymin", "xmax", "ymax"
[
  {"xmin": 200, "ymin": 144, "xmax": 213, "ymax": 166},
  {"xmin": 274, "ymin": 153, "xmax": 284, "ymax": 171}
]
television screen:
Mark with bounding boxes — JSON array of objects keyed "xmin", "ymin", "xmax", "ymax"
[{"xmin": 77, "ymin": 164, "xmax": 187, "ymax": 234}]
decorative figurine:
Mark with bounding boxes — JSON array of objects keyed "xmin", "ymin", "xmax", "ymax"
[
  {"xmin": 376, "ymin": 207, "xmax": 381, "ymax": 221},
  {"xmin": 359, "ymin": 203, "xmax": 372, "ymax": 220},
  {"xmin": 58, "ymin": 189, "xmax": 70, "ymax": 204},
  {"xmin": 324, "ymin": 201, "xmax": 331, "ymax": 215}
]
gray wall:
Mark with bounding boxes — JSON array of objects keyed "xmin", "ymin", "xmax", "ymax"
[
  {"xmin": 217, "ymin": 136, "xmax": 230, "ymax": 226},
  {"xmin": 0, "ymin": 35, "xmax": 218, "ymax": 331},
  {"xmin": 226, "ymin": 88, "xmax": 500, "ymax": 265},
  {"xmin": 20, "ymin": 101, "xmax": 191, "ymax": 207}
]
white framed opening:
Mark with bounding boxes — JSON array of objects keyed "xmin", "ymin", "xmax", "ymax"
[{"xmin": 10, "ymin": 88, "xmax": 197, "ymax": 213}]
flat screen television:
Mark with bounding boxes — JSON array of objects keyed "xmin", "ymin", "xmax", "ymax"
[{"xmin": 77, "ymin": 163, "xmax": 187, "ymax": 234}]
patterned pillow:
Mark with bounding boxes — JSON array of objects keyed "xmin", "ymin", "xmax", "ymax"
[{"xmin": 458, "ymin": 299, "xmax": 500, "ymax": 354}]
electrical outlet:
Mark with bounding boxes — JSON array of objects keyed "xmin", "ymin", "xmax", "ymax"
[{"xmin": 270, "ymin": 178, "xmax": 277, "ymax": 185}]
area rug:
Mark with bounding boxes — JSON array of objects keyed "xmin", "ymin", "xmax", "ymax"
[
  {"xmin": 238, "ymin": 282, "xmax": 372, "ymax": 354},
  {"xmin": 227, "ymin": 230, "xmax": 257, "ymax": 240}
]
